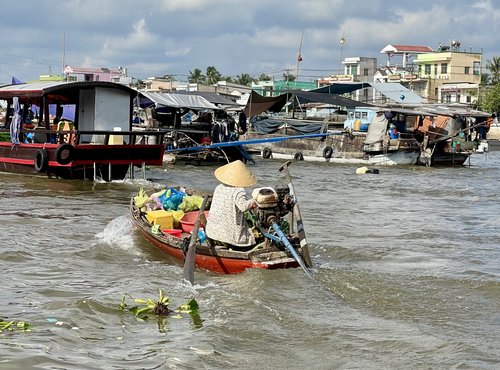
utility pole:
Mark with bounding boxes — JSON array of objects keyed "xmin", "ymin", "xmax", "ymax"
[
  {"xmin": 338, "ymin": 34, "xmax": 346, "ymax": 74},
  {"xmin": 61, "ymin": 31, "xmax": 65, "ymax": 80},
  {"xmin": 296, "ymin": 31, "xmax": 304, "ymax": 88}
]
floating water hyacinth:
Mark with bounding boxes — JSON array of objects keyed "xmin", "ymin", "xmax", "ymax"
[
  {"xmin": 119, "ymin": 289, "xmax": 201, "ymax": 330},
  {"xmin": 0, "ymin": 319, "xmax": 32, "ymax": 333}
]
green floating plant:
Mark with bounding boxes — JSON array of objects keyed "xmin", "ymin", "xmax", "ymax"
[
  {"xmin": 119, "ymin": 290, "xmax": 201, "ymax": 329},
  {"xmin": 0, "ymin": 319, "xmax": 32, "ymax": 333}
]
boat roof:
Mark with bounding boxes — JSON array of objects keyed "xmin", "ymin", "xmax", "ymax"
[
  {"xmin": 420, "ymin": 104, "xmax": 491, "ymax": 118},
  {"xmin": 139, "ymin": 91, "xmax": 218, "ymax": 110},
  {"xmin": 174, "ymin": 91, "xmax": 243, "ymax": 107},
  {"xmin": 0, "ymin": 81, "xmax": 137, "ymax": 100}
]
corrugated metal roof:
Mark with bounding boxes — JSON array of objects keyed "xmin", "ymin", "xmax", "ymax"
[{"xmin": 371, "ymin": 82, "xmax": 425, "ymax": 104}]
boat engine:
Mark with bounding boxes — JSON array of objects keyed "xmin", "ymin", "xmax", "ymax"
[{"xmin": 252, "ymin": 184, "xmax": 295, "ymax": 228}]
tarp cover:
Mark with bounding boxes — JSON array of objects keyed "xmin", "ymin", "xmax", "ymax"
[
  {"xmin": 175, "ymin": 91, "xmax": 242, "ymax": 106},
  {"xmin": 243, "ymin": 91, "xmax": 290, "ymax": 117},
  {"xmin": 250, "ymin": 118, "xmax": 327, "ymax": 135},
  {"xmin": 290, "ymin": 90, "xmax": 373, "ymax": 107},
  {"xmin": 312, "ymin": 83, "xmax": 371, "ymax": 95},
  {"xmin": 139, "ymin": 91, "xmax": 218, "ymax": 110},
  {"xmin": 364, "ymin": 113, "xmax": 388, "ymax": 144}
]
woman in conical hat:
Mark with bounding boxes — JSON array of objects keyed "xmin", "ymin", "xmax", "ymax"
[{"xmin": 205, "ymin": 160, "xmax": 257, "ymax": 247}]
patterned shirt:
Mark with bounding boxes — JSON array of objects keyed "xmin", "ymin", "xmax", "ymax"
[{"xmin": 205, "ymin": 184, "xmax": 256, "ymax": 247}]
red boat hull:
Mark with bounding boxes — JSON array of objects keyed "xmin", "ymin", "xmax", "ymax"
[
  {"xmin": 138, "ymin": 226, "xmax": 299, "ymax": 274},
  {"xmin": 0, "ymin": 141, "xmax": 164, "ymax": 180}
]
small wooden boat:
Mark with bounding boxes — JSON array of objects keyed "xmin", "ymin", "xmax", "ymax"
[{"xmin": 130, "ymin": 184, "xmax": 311, "ymax": 274}]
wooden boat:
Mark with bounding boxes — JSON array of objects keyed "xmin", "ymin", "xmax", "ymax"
[
  {"xmin": 0, "ymin": 81, "xmax": 165, "ymax": 181},
  {"xmin": 130, "ymin": 184, "xmax": 310, "ymax": 274},
  {"xmin": 242, "ymin": 108, "xmax": 422, "ymax": 166}
]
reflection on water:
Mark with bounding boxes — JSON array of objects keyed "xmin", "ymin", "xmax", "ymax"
[{"xmin": 0, "ymin": 153, "xmax": 499, "ymax": 369}]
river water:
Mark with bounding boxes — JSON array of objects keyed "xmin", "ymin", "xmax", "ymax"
[{"xmin": 0, "ymin": 152, "xmax": 499, "ymax": 369}]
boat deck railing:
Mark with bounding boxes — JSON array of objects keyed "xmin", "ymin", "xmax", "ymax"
[{"xmin": 0, "ymin": 128, "xmax": 166, "ymax": 146}]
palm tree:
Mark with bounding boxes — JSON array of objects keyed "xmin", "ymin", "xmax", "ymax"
[
  {"xmin": 486, "ymin": 56, "xmax": 500, "ymax": 84},
  {"xmin": 258, "ymin": 74, "xmax": 272, "ymax": 81},
  {"xmin": 234, "ymin": 73, "xmax": 254, "ymax": 86},
  {"xmin": 188, "ymin": 68, "xmax": 205, "ymax": 84},
  {"xmin": 205, "ymin": 66, "xmax": 222, "ymax": 85}
]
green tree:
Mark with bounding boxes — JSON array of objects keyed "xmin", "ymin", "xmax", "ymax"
[
  {"xmin": 205, "ymin": 66, "xmax": 222, "ymax": 85},
  {"xmin": 480, "ymin": 83, "xmax": 500, "ymax": 112},
  {"xmin": 234, "ymin": 73, "xmax": 254, "ymax": 86},
  {"xmin": 188, "ymin": 68, "xmax": 205, "ymax": 83},
  {"xmin": 486, "ymin": 56, "xmax": 500, "ymax": 84},
  {"xmin": 283, "ymin": 70, "xmax": 296, "ymax": 82},
  {"xmin": 258, "ymin": 73, "xmax": 272, "ymax": 81}
]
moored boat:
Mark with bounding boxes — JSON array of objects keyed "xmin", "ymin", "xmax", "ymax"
[
  {"xmin": 243, "ymin": 108, "xmax": 422, "ymax": 166},
  {"xmin": 130, "ymin": 182, "xmax": 311, "ymax": 275},
  {"xmin": 0, "ymin": 81, "xmax": 165, "ymax": 181}
]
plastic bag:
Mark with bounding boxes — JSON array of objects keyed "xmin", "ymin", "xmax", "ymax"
[
  {"xmin": 178, "ymin": 195, "xmax": 203, "ymax": 212},
  {"xmin": 159, "ymin": 188, "xmax": 185, "ymax": 211},
  {"xmin": 134, "ymin": 187, "xmax": 150, "ymax": 208}
]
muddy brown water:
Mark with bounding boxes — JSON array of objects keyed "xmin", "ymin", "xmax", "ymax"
[{"xmin": 1, "ymin": 152, "xmax": 499, "ymax": 369}]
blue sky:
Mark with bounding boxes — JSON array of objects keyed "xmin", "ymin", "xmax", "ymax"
[{"xmin": 1, "ymin": 0, "xmax": 498, "ymax": 84}]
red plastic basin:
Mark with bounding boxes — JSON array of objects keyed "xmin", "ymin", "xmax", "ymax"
[
  {"xmin": 180, "ymin": 211, "xmax": 209, "ymax": 233},
  {"xmin": 162, "ymin": 229, "xmax": 182, "ymax": 238}
]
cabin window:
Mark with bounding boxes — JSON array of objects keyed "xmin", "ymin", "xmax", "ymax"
[
  {"xmin": 362, "ymin": 112, "xmax": 368, "ymax": 119},
  {"xmin": 441, "ymin": 63, "xmax": 448, "ymax": 74},
  {"xmin": 355, "ymin": 112, "xmax": 361, "ymax": 119}
]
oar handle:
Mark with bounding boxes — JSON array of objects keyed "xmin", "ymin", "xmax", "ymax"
[
  {"xmin": 183, "ymin": 195, "xmax": 209, "ymax": 284},
  {"xmin": 277, "ymin": 161, "xmax": 313, "ymax": 268}
]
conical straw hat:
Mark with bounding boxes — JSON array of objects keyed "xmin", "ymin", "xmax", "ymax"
[{"xmin": 214, "ymin": 160, "xmax": 256, "ymax": 187}]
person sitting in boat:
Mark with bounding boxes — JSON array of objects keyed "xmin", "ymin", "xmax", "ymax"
[
  {"xmin": 205, "ymin": 160, "xmax": 257, "ymax": 248},
  {"xmin": 387, "ymin": 123, "xmax": 400, "ymax": 139}
]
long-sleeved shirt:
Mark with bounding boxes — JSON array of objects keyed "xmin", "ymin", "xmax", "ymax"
[{"xmin": 205, "ymin": 184, "xmax": 255, "ymax": 247}]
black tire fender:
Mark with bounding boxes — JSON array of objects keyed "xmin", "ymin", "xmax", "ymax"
[
  {"xmin": 294, "ymin": 152, "xmax": 304, "ymax": 161},
  {"xmin": 323, "ymin": 146, "xmax": 333, "ymax": 159},
  {"xmin": 34, "ymin": 149, "xmax": 49, "ymax": 173},
  {"xmin": 56, "ymin": 143, "xmax": 75, "ymax": 165},
  {"xmin": 262, "ymin": 147, "xmax": 272, "ymax": 159}
]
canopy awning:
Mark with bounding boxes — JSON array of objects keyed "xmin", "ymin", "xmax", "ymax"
[
  {"xmin": 139, "ymin": 91, "xmax": 218, "ymax": 110},
  {"xmin": 290, "ymin": 90, "xmax": 373, "ymax": 107},
  {"xmin": 311, "ymin": 83, "xmax": 371, "ymax": 95},
  {"xmin": 243, "ymin": 91, "xmax": 290, "ymax": 117},
  {"xmin": 174, "ymin": 91, "xmax": 242, "ymax": 106}
]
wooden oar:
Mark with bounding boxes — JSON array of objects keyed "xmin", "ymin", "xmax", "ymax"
[
  {"xmin": 278, "ymin": 161, "xmax": 313, "ymax": 268},
  {"xmin": 183, "ymin": 195, "xmax": 209, "ymax": 284}
]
